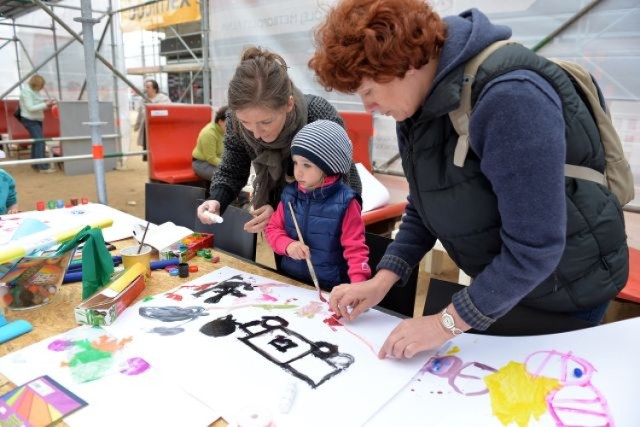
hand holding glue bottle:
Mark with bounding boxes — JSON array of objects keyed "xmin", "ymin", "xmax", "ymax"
[{"xmin": 197, "ymin": 200, "xmax": 224, "ymax": 224}]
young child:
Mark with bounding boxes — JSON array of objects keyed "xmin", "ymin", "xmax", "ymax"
[
  {"xmin": 265, "ymin": 120, "xmax": 370, "ymax": 291},
  {"xmin": 0, "ymin": 169, "xmax": 18, "ymax": 215}
]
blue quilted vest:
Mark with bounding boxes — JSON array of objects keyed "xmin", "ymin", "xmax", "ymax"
[
  {"xmin": 280, "ymin": 180, "xmax": 357, "ymax": 290},
  {"xmin": 400, "ymin": 44, "xmax": 628, "ymax": 311}
]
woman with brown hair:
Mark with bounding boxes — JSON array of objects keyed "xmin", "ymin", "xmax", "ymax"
[
  {"xmin": 310, "ymin": 0, "xmax": 627, "ymax": 358},
  {"xmin": 19, "ymin": 74, "xmax": 56, "ymax": 173},
  {"xmin": 197, "ymin": 46, "xmax": 361, "ymax": 233}
]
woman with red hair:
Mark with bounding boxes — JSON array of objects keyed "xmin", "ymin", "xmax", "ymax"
[{"xmin": 310, "ymin": 0, "xmax": 628, "ymax": 359}]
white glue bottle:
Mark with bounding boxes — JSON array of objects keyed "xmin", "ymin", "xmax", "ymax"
[{"xmin": 203, "ymin": 210, "xmax": 224, "ymax": 224}]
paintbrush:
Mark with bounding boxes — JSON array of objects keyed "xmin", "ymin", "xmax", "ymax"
[
  {"xmin": 287, "ymin": 202, "xmax": 325, "ymax": 302},
  {"xmin": 137, "ymin": 221, "xmax": 150, "ymax": 254}
]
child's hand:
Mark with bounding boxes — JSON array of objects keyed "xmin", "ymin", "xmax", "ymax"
[
  {"xmin": 7, "ymin": 204, "xmax": 18, "ymax": 214},
  {"xmin": 286, "ymin": 241, "xmax": 310, "ymax": 260}
]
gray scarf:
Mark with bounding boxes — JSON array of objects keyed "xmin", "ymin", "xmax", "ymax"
[{"xmin": 239, "ymin": 86, "xmax": 308, "ymax": 208}]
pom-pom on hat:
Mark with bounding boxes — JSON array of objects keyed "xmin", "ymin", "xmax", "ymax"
[{"xmin": 290, "ymin": 120, "xmax": 353, "ymax": 176}]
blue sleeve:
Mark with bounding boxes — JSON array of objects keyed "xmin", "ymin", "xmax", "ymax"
[
  {"xmin": 6, "ymin": 177, "xmax": 17, "ymax": 208},
  {"xmin": 378, "ymin": 196, "xmax": 436, "ymax": 284},
  {"xmin": 451, "ymin": 70, "xmax": 567, "ymax": 330}
]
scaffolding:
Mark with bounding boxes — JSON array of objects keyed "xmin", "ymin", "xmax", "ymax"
[
  {"xmin": 0, "ymin": 0, "xmax": 211, "ymax": 204},
  {"xmin": 1, "ymin": 0, "xmax": 638, "ymax": 210}
]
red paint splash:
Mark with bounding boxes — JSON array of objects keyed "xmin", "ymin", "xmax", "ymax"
[{"xmin": 322, "ymin": 314, "xmax": 377, "ymax": 356}]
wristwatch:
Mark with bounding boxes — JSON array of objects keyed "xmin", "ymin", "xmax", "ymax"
[{"xmin": 440, "ymin": 307, "xmax": 463, "ymax": 336}]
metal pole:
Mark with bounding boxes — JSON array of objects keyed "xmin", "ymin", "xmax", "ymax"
[
  {"xmin": 0, "ymin": 134, "xmax": 120, "ymax": 145},
  {"xmin": 77, "ymin": 0, "xmax": 108, "ymax": 205},
  {"xmin": 0, "ymin": 150, "xmax": 146, "ymax": 168},
  {"xmin": 532, "ymin": 0, "xmax": 604, "ymax": 52},
  {"xmin": 32, "ymin": 0, "xmax": 147, "ymax": 100},
  {"xmin": 51, "ymin": 8, "xmax": 63, "ymax": 100},
  {"xmin": 12, "ymin": 19, "xmax": 22, "ymax": 88},
  {"xmin": 78, "ymin": 14, "xmax": 113, "ymax": 100},
  {"xmin": 0, "ymin": 37, "xmax": 76, "ymax": 100},
  {"xmin": 177, "ymin": 69, "xmax": 202, "ymax": 103},
  {"xmin": 167, "ymin": 26, "xmax": 202, "ymax": 64},
  {"xmin": 200, "ymin": 0, "xmax": 210, "ymax": 105},
  {"xmin": 0, "ymin": 22, "xmax": 51, "ymax": 30},
  {"xmin": 108, "ymin": 0, "xmax": 125, "ymax": 169},
  {"xmin": 45, "ymin": 3, "xmax": 107, "ymax": 13}
]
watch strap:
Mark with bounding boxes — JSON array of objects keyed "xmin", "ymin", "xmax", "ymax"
[{"xmin": 440, "ymin": 307, "xmax": 463, "ymax": 336}]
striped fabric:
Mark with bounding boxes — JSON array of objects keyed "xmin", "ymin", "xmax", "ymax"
[{"xmin": 291, "ymin": 120, "xmax": 353, "ymax": 176}]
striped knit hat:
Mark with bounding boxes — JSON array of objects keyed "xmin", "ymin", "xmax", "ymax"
[{"xmin": 290, "ymin": 120, "xmax": 353, "ymax": 176}]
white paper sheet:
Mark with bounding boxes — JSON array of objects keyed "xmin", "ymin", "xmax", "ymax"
[
  {"xmin": 356, "ymin": 163, "xmax": 390, "ymax": 213},
  {"xmin": 0, "ymin": 326, "xmax": 219, "ymax": 426},
  {"xmin": 0, "ymin": 203, "xmax": 145, "ymax": 245},
  {"xmin": 367, "ymin": 317, "xmax": 640, "ymax": 426},
  {"xmin": 107, "ymin": 266, "xmax": 429, "ymax": 427},
  {"xmin": 131, "ymin": 221, "xmax": 193, "ymax": 251}
]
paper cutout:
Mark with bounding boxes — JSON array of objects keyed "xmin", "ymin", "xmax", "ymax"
[
  {"xmin": 10, "ymin": 218, "xmax": 50, "ymax": 241},
  {"xmin": 1, "ymin": 375, "xmax": 88, "ymax": 426}
]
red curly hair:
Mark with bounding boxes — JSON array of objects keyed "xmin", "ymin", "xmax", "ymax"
[{"xmin": 309, "ymin": 0, "xmax": 446, "ymax": 93}]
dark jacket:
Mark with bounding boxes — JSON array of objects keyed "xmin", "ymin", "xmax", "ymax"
[
  {"xmin": 379, "ymin": 9, "xmax": 627, "ymax": 330},
  {"xmin": 209, "ymin": 95, "xmax": 362, "ymax": 212},
  {"xmin": 280, "ymin": 180, "xmax": 357, "ymax": 290}
]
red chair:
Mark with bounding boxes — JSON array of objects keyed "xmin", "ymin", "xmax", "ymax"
[
  {"xmin": 146, "ymin": 104, "xmax": 211, "ymax": 184},
  {"xmin": 618, "ymin": 247, "xmax": 640, "ymax": 303},
  {"xmin": 1, "ymin": 99, "xmax": 60, "ymax": 158},
  {"xmin": 339, "ymin": 111, "xmax": 373, "ymax": 172},
  {"xmin": 0, "ymin": 101, "xmax": 8, "ymax": 136}
]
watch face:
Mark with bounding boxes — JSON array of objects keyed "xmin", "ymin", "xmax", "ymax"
[{"xmin": 442, "ymin": 313, "xmax": 455, "ymax": 329}]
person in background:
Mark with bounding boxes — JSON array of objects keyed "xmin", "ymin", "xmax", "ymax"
[
  {"xmin": 0, "ymin": 169, "xmax": 18, "ymax": 215},
  {"xmin": 265, "ymin": 120, "xmax": 370, "ymax": 290},
  {"xmin": 196, "ymin": 45, "xmax": 361, "ymax": 233},
  {"xmin": 134, "ymin": 79, "xmax": 171, "ymax": 161},
  {"xmin": 309, "ymin": 0, "xmax": 628, "ymax": 359},
  {"xmin": 192, "ymin": 106, "xmax": 228, "ymax": 181},
  {"xmin": 19, "ymin": 74, "xmax": 56, "ymax": 173}
]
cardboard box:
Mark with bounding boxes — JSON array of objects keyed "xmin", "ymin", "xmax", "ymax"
[
  {"xmin": 159, "ymin": 232, "xmax": 214, "ymax": 263},
  {"xmin": 74, "ymin": 263, "xmax": 146, "ymax": 326}
]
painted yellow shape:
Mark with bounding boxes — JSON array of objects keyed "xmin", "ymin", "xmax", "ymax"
[
  {"xmin": 446, "ymin": 346, "xmax": 460, "ymax": 355},
  {"xmin": 484, "ymin": 361, "xmax": 561, "ymax": 427}
]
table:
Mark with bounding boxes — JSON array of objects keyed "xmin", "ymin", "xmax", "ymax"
[
  {"xmin": 0, "ymin": 237, "xmax": 308, "ymax": 426},
  {"xmin": 2, "ymin": 212, "xmax": 638, "ymax": 426}
]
